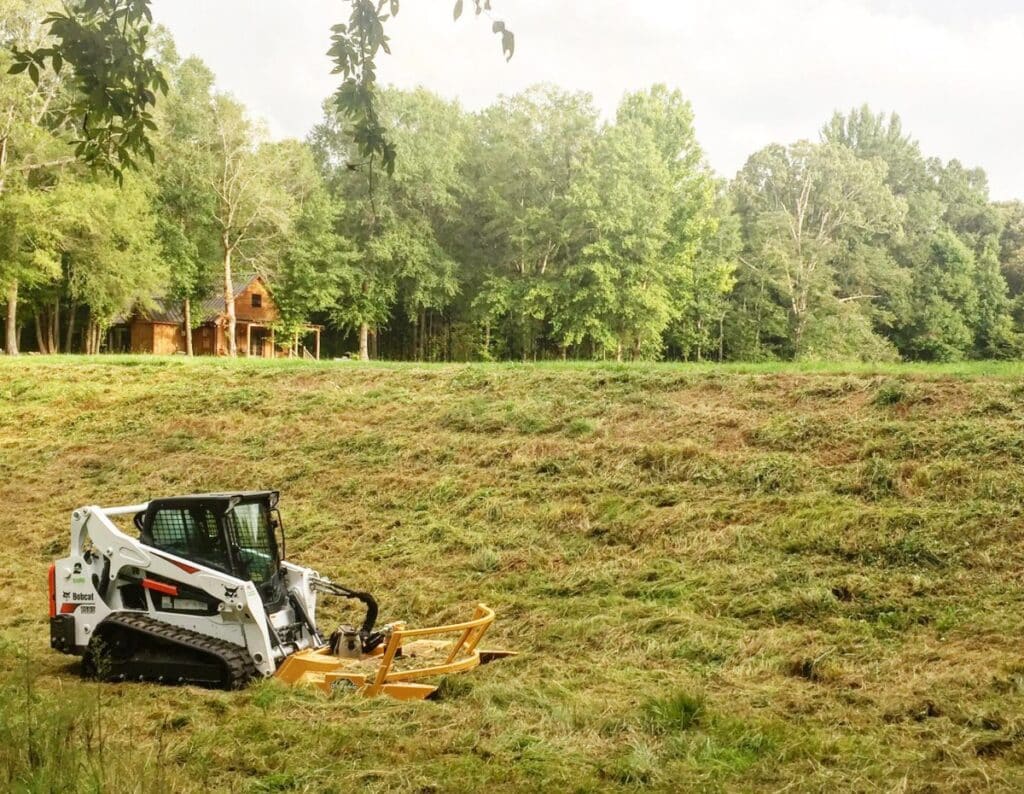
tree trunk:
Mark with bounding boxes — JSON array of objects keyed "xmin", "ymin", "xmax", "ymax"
[
  {"xmin": 616, "ymin": 341, "xmax": 623, "ymax": 363},
  {"xmin": 222, "ymin": 238, "xmax": 237, "ymax": 357},
  {"xmin": 65, "ymin": 303, "xmax": 76, "ymax": 354},
  {"xmin": 183, "ymin": 298, "xmax": 193, "ymax": 356},
  {"xmin": 359, "ymin": 322, "xmax": 369, "ymax": 362},
  {"xmin": 446, "ymin": 312, "xmax": 453, "ymax": 362},
  {"xmin": 427, "ymin": 309, "xmax": 433, "ymax": 361},
  {"xmin": 419, "ymin": 310, "xmax": 425, "ymax": 361},
  {"xmin": 35, "ymin": 312, "xmax": 48, "ymax": 354},
  {"xmin": 50, "ymin": 299, "xmax": 59, "ymax": 354},
  {"xmin": 4, "ymin": 282, "xmax": 17, "ymax": 355}
]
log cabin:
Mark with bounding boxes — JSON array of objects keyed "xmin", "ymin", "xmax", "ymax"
[{"xmin": 109, "ymin": 275, "xmax": 321, "ymax": 358}]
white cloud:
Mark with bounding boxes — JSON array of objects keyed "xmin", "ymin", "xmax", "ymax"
[{"xmin": 150, "ymin": 0, "xmax": 1024, "ymax": 199}]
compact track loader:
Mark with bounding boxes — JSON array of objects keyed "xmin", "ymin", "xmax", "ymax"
[{"xmin": 49, "ymin": 491, "xmax": 511, "ymax": 700}]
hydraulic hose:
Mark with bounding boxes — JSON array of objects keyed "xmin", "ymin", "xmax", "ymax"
[{"xmin": 311, "ymin": 577, "xmax": 382, "ymax": 651}]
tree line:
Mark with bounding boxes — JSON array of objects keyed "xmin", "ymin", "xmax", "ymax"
[{"xmin": 2, "ymin": 3, "xmax": 1023, "ymax": 362}]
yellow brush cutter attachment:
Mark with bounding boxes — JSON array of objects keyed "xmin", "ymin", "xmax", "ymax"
[{"xmin": 275, "ymin": 604, "xmax": 514, "ymax": 701}]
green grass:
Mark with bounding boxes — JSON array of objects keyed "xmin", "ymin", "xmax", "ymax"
[{"xmin": 3, "ymin": 356, "xmax": 1024, "ymax": 790}]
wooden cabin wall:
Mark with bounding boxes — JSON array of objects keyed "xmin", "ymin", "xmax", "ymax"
[
  {"xmin": 129, "ymin": 320, "xmax": 154, "ymax": 353},
  {"xmin": 195, "ymin": 324, "xmax": 215, "ymax": 356},
  {"xmin": 153, "ymin": 323, "xmax": 183, "ymax": 355},
  {"xmin": 234, "ymin": 280, "xmax": 277, "ymax": 324}
]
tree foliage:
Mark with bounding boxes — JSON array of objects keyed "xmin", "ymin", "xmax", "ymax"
[
  {"xmin": 3, "ymin": 15, "xmax": 1023, "ymax": 363},
  {"xmin": 12, "ymin": 0, "xmax": 513, "ymax": 179}
]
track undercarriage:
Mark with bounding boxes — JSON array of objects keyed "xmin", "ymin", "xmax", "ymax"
[{"xmin": 84, "ymin": 613, "xmax": 257, "ymax": 689}]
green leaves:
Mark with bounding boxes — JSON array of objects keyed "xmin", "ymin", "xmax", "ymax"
[
  {"xmin": 9, "ymin": 0, "xmax": 166, "ymax": 183},
  {"xmin": 12, "ymin": 0, "xmax": 514, "ymax": 183},
  {"xmin": 327, "ymin": 0, "xmax": 515, "ymax": 175},
  {"xmin": 501, "ymin": 29, "xmax": 515, "ymax": 61},
  {"xmin": 328, "ymin": 0, "xmax": 398, "ymax": 175},
  {"xmin": 454, "ymin": 2, "xmax": 516, "ymax": 62}
]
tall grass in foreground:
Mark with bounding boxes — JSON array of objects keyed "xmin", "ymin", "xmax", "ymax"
[{"xmin": 0, "ymin": 646, "xmax": 190, "ymax": 793}]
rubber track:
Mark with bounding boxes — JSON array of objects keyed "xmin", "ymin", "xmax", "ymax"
[{"xmin": 91, "ymin": 612, "xmax": 259, "ymax": 690}]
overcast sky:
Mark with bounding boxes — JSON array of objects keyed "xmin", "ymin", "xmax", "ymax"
[{"xmin": 149, "ymin": 0, "xmax": 1023, "ymax": 200}]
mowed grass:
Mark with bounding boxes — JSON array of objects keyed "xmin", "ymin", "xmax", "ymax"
[{"xmin": 3, "ymin": 356, "xmax": 1024, "ymax": 791}]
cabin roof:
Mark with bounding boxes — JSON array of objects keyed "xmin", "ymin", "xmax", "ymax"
[{"xmin": 128, "ymin": 275, "xmax": 265, "ymax": 325}]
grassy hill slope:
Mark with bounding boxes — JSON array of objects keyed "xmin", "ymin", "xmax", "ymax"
[{"xmin": 3, "ymin": 358, "xmax": 1024, "ymax": 791}]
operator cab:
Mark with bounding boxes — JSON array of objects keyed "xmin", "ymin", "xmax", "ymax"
[{"xmin": 135, "ymin": 491, "xmax": 286, "ymax": 608}]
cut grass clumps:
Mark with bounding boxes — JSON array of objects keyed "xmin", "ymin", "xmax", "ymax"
[
  {"xmin": 431, "ymin": 674, "xmax": 475, "ymax": 701},
  {"xmin": 729, "ymin": 586, "xmax": 840, "ymax": 625},
  {"xmin": 641, "ymin": 691, "xmax": 706, "ymax": 734},
  {"xmin": 748, "ymin": 415, "xmax": 827, "ymax": 451},
  {"xmin": 786, "ymin": 652, "xmax": 842, "ymax": 684},
  {"xmin": 634, "ymin": 441, "xmax": 701, "ymax": 477},
  {"xmin": 910, "ymin": 459, "xmax": 975, "ymax": 497},
  {"xmin": 602, "ymin": 740, "xmax": 660, "ymax": 785},
  {"xmin": 873, "ymin": 378, "xmax": 919, "ymax": 407},
  {"xmin": 742, "ymin": 453, "xmax": 810, "ymax": 494},
  {"xmin": 854, "ymin": 456, "xmax": 900, "ymax": 500},
  {"xmin": 586, "ymin": 496, "xmax": 654, "ymax": 545},
  {"xmin": 441, "ymin": 397, "xmax": 559, "ymax": 435},
  {"xmin": 470, "ymin": 547, "xmax": 501, "ymax": 573},
  {"xmin": 6, "ymin": 358, "xmax": 1024, "ymax": 791},
  {"xmin": 564, "ymin": 417, "xmax": 598, "ymax": 438}
]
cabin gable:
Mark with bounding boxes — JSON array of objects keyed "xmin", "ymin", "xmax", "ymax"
[{"xmin": 234, "ymin": 278, "xmax": 278, "ymax": 324}]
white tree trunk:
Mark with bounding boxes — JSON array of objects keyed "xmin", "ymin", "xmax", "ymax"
[
  {"xmin": 4, "ymin": 282, "xmax": 17, "ymax": 356},
  {"xmin": 222, "ymin": 238, "xmax": 237, "ymax": 357},
  {"xmin": 359, "ymin": 322, "xmax": 370, "ymax": 361},
  {"xmin": 183, "ymin": 298, "xmax": 193, "ymax": 356}
]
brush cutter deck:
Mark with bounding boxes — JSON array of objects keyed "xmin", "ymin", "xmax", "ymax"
[{"xmin": 275, "ymin": 604, "xmax": 514, "ymax": 700}]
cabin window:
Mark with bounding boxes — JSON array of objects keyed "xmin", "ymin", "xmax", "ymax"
[{"xmin": 251, "ymin": 294, "xmax": 262, "ymax": 308}]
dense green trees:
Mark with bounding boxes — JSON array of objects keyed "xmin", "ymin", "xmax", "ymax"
[
  {"xmin": 151, "ymin": 52, "xmax": 219, "ymax": 356},
  {"xmin": 730, "ymin": 140, "xmax": 904, "ymax": 360},
  {"xmin": 2, "ymin": 19, "xmax": 1023, "ymax": 361}
]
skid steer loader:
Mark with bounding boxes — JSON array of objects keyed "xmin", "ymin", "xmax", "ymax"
[{"xmin": 48, "ymin": 491, "xmax": 511, "ymax": 700}]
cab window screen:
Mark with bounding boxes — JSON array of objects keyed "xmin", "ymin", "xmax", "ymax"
[
  {"xmin": 225, "ymin": 503, "xmax": 275, "ymax": 584},
  {"xmin": 148, "ymin": 508, "xmax": 227, "ymax": 570}
]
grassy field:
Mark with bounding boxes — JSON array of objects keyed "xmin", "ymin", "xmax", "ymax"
[{"xmin": 3, "ymin": 356, "xmax": 1024, "ymax": 792}]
